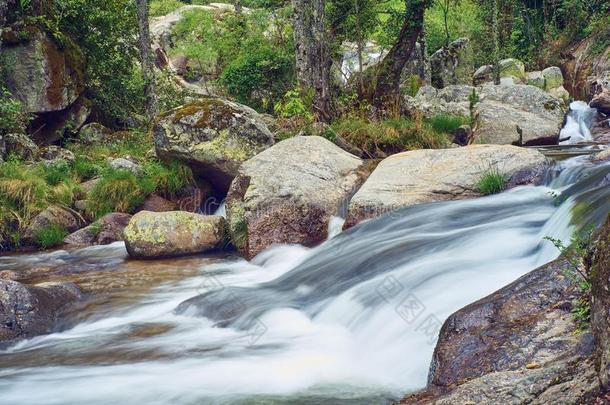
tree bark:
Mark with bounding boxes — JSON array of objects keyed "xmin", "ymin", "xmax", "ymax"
[
  {"xmin": 292, "ymin": 0, "xmax": 334, "ymax": 122},
  {"xmin": 492, "ymin": 0, "xmax": 501, "ymax": 85},
  {"xmin": 136, "ymin": 0, "xmax": 158, "ymax": 122},
  {"xmin": 372, "ymin": 0, "xmax": 430, "ymax": 110}
]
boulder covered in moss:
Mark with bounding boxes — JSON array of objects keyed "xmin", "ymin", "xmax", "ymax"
[
  {"xmin": 226, "ymin": 136, "xmax": 368, "ymax": 258},
  {"xmin": 345, "ymin": 145, "xmax": 549, "ymax": 227},
  {"xmin": 498, "ymin": 58, "xmax": 527, "ymax": 84},
  {"xmin": 123, "ymin": 211, "xmax": 227, "ymax": 259},
  {"xmin": 0, "ymin": 279, "xmax": 82, "ymax": 345},
  {"xmin": 0, "ymin": 26, "xmax": 84, "ymax": 113},
  {"xmin": 153, "ymin": 98, "xmax": 275, "ymax": 193}
]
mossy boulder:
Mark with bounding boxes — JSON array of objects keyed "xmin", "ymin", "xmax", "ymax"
[
  {"xmin": 542, "ymin": 66, "xmax": 564, "ymax": 90},
  {"xmin": 226, "ymin": 136, "xmax": 368, "ymax": 258},
  {"xmin": 153, "ymin": 98, "xmax": 275, "ymax": 193},
  {"xmin": 23, "ymin": 205, "xmax": 84, "ymax": 245},
  {"xmin": 527, "ymin": 71, "xmax": 546, "ymax": 89},
  {"xmin": 123, "ymin": 211, "xmax": 228, "ymax": 259},
  {"xmin": 64, "ymin": 212, "xmax": 131, "ymax": 246},
  {"xmin": 499, "ymin": 58, "xmax": 526, "ymax": 83},
  {"xmin": 0, "ymin": 26, "xmax": 84, "ymax": 113}
]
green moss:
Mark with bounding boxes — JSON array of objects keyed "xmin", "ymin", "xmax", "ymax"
[{"xmin": 228, "ymin": 204, "xmax": 248, "ymax": 250}]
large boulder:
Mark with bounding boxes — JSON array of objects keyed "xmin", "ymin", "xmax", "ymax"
[
  {"xmin": 404, "ymin": 84, "xmax": 566, "ymax": 145},
  {"xmin": 542, "ymin": 66, "xmax": 564, "ymax": 90},
  {"xmin": 499, "ymin": 58, "xmax": 526, "ymax": 83},
  {"xmin": 154, "ymin": 98, "xmax": 275, "ymax": 192},
  {"xmin": 400, "ymin": 258, "xmax": 600, "ymax": 404},
  {"xmin": 123, "ymin": 211, "xmax": 227, "ymax": 259},
  {"xmin": 0, "ymin": 133, "xmax": 38, "ymax": 160},
  {"xmin": 430, "ymin": 38, "xmax": 474, "ymax": 89},
  {"xmin": 64, "ymin": 212, "xmax": 131, "ymax": 246},
  {"xmin": 226, "ymin": 136, "xmax": 367, "ymax": 258},
  {"xmin": 0, "ymin": 280, "xmax": 81, "ymax": 345},
  {"xmin": 1, "ymin": 27, "xmax": 83, "ymax": 113},
  {"xmin": 346, "ymin": 145, "xmax": 548, "ymax": 226}
]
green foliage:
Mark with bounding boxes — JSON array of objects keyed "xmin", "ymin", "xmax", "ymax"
[
  {"xmin": 0, "ymin": 89, "xmax": 30, "ymax": 135},
  {"xmin": 150, "ymin": 0, "xmax": 185, "ymax": 17},
  {"xmin": 141, "ymin": 160, "xmax": 192, "ymax": 199},
  {"xmin": 86, "ymin": 168, "xmax": 146, "ymax": 219},
  {"xmin": 73, "ymin": 156, "xmax": 102, "ymax": 180},
  {"xmin": 329, "ymin": 115, "xmax": 449, "ymax": 157},
  {"xmin": 171, "ymin": 8, "xmax": 294, "ymax": 112},
  {"xmin": 425, "ymin": 0, "xmax": 482, "ymax": 54},
  {"xmin": 545, "ymin": 228, "xmax": 596, "ymax": 332},
  {"xmin": 34, "ymin": 224, "xmax": 68, "ymax": 249},
  {"xmin": 44, "ymin": 160, "xmax": 72, "ymax": 186},
  {"xmin": 274, "ymin": 89, "xmax": 313, "ymax": 120},
  {"xmin": 220, "ymin": 44, "xmax": 294, "ymax": 111},
  {"xmin": 476, "ymin": 165, "xmax": 506, "ymax": 195},
  {"xmin": 427, "ymin": 114, "xmax": 467, "ymax": 134},
  {"xmin": 54, "ymin": 0, "xmax": 144, "ymax": 124}
]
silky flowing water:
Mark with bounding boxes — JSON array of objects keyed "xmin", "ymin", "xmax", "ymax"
[{"xmin": 2, "ymin": 126, "xmax": 610, "ymax": 403}]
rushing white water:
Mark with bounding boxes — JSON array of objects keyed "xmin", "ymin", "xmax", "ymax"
[
  {"xmin": 559, "ymin": 101, "xmax": 598, "ymax": 144},
  {"xmin": 2, "ymin": 153, "xmax": 610, "ymax": 404}
]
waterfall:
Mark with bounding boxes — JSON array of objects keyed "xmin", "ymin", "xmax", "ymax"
[{"xmin": 559, "ymin": 101, "xmax": 598, "ymax": 144}]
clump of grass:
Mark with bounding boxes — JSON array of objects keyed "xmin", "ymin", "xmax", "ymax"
[
  {"xmin": 44, "ymin": 160, "xmax": 72, "ymax": 186},
  {"xmin": 86, "ymin": 168, "xmax": 147, "ymax": 219},
  {"xmin": 34, "ymin": 224, "xmax": 68, "ymax": 249},
  {"xmin": 330, "ymin": 115, "xmax": 449, "ymax": 158},
  {"xmin": 477, "ymin": 166, "xmax": 507, "ymax": 195},
  {"xmin": 73, "ymin": 156, "xmax": 103, "ymax": 180},
  {"xmin": 141, "ymin": 161, "xmax": 192, "ymax": 199},
  {"xmin": 427, "ymin": 114, "xmax": 468, "ymax": 134}
]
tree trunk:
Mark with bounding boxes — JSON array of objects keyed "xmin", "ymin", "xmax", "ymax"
[
  {"xmin": 136, "ymin": 0, "xmax": 158, "ymax": 122},
  {"xmin": 292, "ymin": 0, "xmax": 334, "ymax": 122},
  {"xmin": 492, "ymin": 0, "xmax": 501, "ymax": 85},
  {"xmin": 372, "ymin": 0, "xmax": 430, "ymax": 110}
]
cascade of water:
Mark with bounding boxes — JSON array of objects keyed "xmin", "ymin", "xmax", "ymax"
[{"xmin": 559, "ymin": 101, "xmax": 598, "ymax": 144}]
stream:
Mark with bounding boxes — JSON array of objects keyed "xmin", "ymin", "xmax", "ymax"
[{"xmin": 1, "ymin": 107, "xmax": 610, "ymax": 404}]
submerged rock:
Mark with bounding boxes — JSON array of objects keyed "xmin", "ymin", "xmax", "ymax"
[
  {"xmin": 123, "ymin": 211, "xmax": 227, "ymax": 259},
  {"xmin": 226, "ymin": 136, "xmax": 368, "ymax": 258},
  {"xmin": 345, "ymin": 145, "xmax": 548, "ymax": 226},
  {"xmin": 404, "ymin": 84, "xmax": 565, "ymax": 145},
  {"xmin": 153, "ymin": 98, "xmax": 275, "ymax": 192},
  {"xmin": 0, "ymin": 280, "xmax": 81, "ymax": 345},
  {"xmin": 400, "ymin": 258, "xmax": 600, "ymax": 404}
]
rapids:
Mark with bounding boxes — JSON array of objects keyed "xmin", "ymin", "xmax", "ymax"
[{"xmin": 2, "ymin": 149, "xmax": 610, "ymax": 404}]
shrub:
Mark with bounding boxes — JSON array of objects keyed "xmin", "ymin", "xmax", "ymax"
[
  {"xmin": 86, "ymin": 169, "xmax": 146, "ymax": 218},
  {"xmin": 545, "ymin": 228, "xmax": 596, "ymax": 331},
  {"xmin": 476, "ymin": 166, "xmax": 507, "ymax": 195},
  {"xmin": 427, "ymin": 114, "xmax": 468, "ymax": 134},
  {"xmin": 0, "ymin": 89, "xmax": 30, "ymax": 135},
  {"xmin": 274, "ymin": 89, "xmax": 314, "ymax": 120},
  {"xmin": 34, "ymin": 224, "xmax": 68, "ymax": 249}
]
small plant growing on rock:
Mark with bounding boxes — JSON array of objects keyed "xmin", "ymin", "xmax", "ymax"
[
  {"xmin": 476, "ymin": 165, "xmax": 506, "ymax": 195},
  {"xmin": 34, "ymin": 224, "xmax": 68, "ymax": 249},
  {"xmin": 545, "ymin": 228, "xmax": 596, "ymax": 332}
]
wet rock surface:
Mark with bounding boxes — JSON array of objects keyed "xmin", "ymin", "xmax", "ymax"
[
  {"xmin": 400, "ymin": 257, "xmax": 600, "ymax": 404},
  {"xmin": 0, "ymin": 280, "xmax": 82, "ymax": 345}
]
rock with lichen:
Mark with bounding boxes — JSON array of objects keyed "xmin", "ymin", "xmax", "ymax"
[
  {"xmin": 123, "ymin": 211, "xmax": 228, "ymax": 259},
  {"xmin": 153, "ymin": 98, "xmax": 275, "ymax": 193}
]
